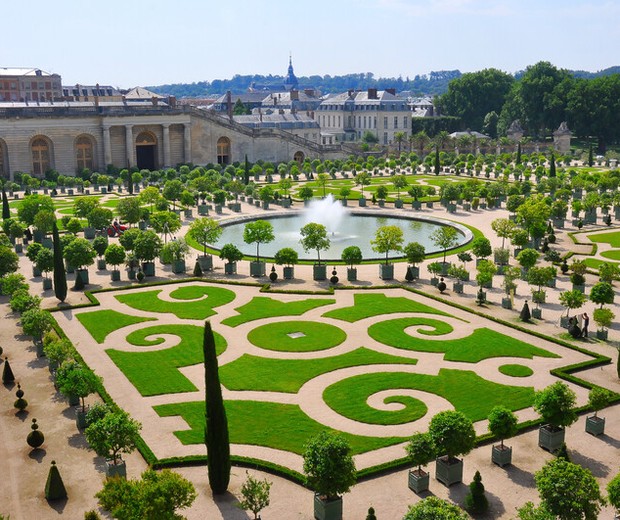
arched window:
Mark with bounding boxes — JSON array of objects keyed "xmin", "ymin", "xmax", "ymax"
[
  {"xmin": 31, "ymin": 137, "xmax": 50, "ymax": 176},
  {"xmin": 294, "ymin": 151, "xmax": 305, "ymax": 164},
  {"xmin": 217, "ymin": 137, "xmax": 231, "ymax": 165},
  {"xmin": 76, "ymin": 136, "xmax": 94, "ymax": 171},
  {"xmin": 136, "ymin": 132, "xmax": 156, "ymax": 146}
]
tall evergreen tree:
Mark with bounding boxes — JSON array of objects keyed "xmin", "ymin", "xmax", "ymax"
[
  {"xmin": 549, "ymin": 153, "xmax": 556, "ymax": 177},
  {"xmin": 588, "ymin": 144, "xmax": 594, "ymax": 166},
  {"xmin": 2, "ymin": 187, "xmax": 10, "ymax": 220},
  {"xmin": 203, "ymin": 321, "xmax": 230, "ymax": 494},
  {"xmin": 52, "ymin": 221, "xmax": 67, "ymax": 302},
  {"xmin": 244, "ymin": 155, "xmax": 250, "ymax": 185},
  {"xmin": 434, "ymin": 146, "xmax": 440, "ymax": 175},
  {"xmin": 516, "ymin": 142, "xmax": 522, "ymax": 165}
]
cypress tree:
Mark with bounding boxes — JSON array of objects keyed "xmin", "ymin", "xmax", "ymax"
[
  {"xmin": 588, "ymin": 144, "xmax": 594, "ymax": 167},
  {"xmin": 434, "ymin": 146, "xmax": 440, "ymax": 175},
  {"xmin": 52, "ymin": 221, "xmax": 67, "ymax": 303},
  {"xmin": 203, "ymin": 321, "xmax": 230, "ymax": 494},
  {"xmin": 244, "ymin": 154, "xmax": 250, "ymax": 185},
  {"xmin": 2, "ymin": 187, "xmax": 10, "ymax": 220},
  {"xmin": 516, "ymin": 142, "xmax": 522, "ymax": 165},
  {"xmin": 465, "ymin": 470, "xmax": 488, "ymax": 514},
  {"xmin": 549, "ymin": 153, "xmax": 556, "ymax": 178},
  {"xmin": 520, "ymin": 300, "xmax": 531, "ymax": 322}
]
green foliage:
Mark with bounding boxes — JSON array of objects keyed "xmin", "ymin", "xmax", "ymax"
[
  {"xmin": 535, "ymin": 458, "xmax": 604, "ymax": 520},
  {"xmin": 428, "ymin": 410, "xmax": 475, "ymax": 459},
  {"xmin": 55, "ymin": 359, "xmax": 101, "ymax": 412},
  {"xmin": 150, "ymin": 210, "xmax": 182, "ymax": 235},
  {"xmin": 587, "ymin": 386, "xmax": 613, "ymax": 415},
  {"xmin": 303, "ymin": 431, "xmax": 356, "ymax": 499},
  {"xmin": 96, "ymin": 468, "xmax": 196, "ymax": 520},
  {"xmin": 18, "ymin": 193, "xmax": 55, "ymax": 226},
  {"xmin": 187, "ymin": 217, "xmax": 222, "ymax": 255},
  {"xmin": 0, "ymin": 246, "xmax": 19, "ymax": 277},
  {"xmin": 341, "ymin": 245, "xmax": 362, "ymax": 267},
  {"xmin": 366, "ymin": 506, "xmax": 377, "ymax": 520},
  {"xmin": 559, "ymin": 290, "xmax": 587, "ymax": 316},
  {"xmin": 405, "ymin": 432, "xmax": 436, "ymax": 471},
  {"xmin": 533, "ymin": 382, "xmax": 577, "ymax": 429},
  {"xmin": 238, "ymin": 471, "xmax": 272, "ymax": 519},
  {"xmin": 471, "ymin": 237, "xmax": 492, "ymax": 259},
  {"xmin": 371, "ymin": 225, "xmax": 404, "ymax": 264},
  {"xmin": 516, "ymin": 248, "xmax": 540, "ymax": 270},
  {"xmin": 593, "ymin": 307, "xmax": 614, "ymax": 330},
  {"xmin": 87, "ymin": 207, "xmax": 114, "ymax": 229},
  {"xmin": 589, "ymin": 281, "xmax": 614, "ymax": 307},
  {"xmin": 402, "ymin": 496, "xmax": 471, "ymax": 520},
  {"xmin": 104, "ymin": 243, "xmax": 126, "ymax": 269},
  {"xmin": 9, "ymin": 288, "xmax": 41, "ymax": 313},
  {"xmin": 465, "ymin": 471, "xmax": 488, "ymax": 515},
  {"xmin": 44, "ymin": 461, "xmax": 67, "ymax": 501},
  {"xmin": 133, "ymin": 230, "xmax": 163, "ymax": 262},
  {"xmin": 42, "ymin": 338, "xmax": 72, "ymax": 367},
  {"xmin": 243, "ymin": 220, "xmax": 275, "ymax": 262},
  {"xmin": 119, "ymin": 227, "xmax": 141, "ymax": 251},
  {"xmin": 498, "ymin": 364, "xmax": 533, "ymax": 377},
  {"xmin": 91, "ymin": 235, "xmax": 108, "ymax": 257},
  {"xmin": 63, "ymin": 237, "xmax": 96, "ymax": 270},
  {"xmin": 219, "ymin": 243, "xmax": 243, "ymax": 263},
  {"xmin": 204, "ymin": 321, "xmax": 231, "ymax": 494},
  {"xmin": 0, "ymin": 273, "xmax": 27, "ymax": 296},
  {"xmin": 487, "ymin": 406, "xmax": 518, "ymax": 446},
  {"xmin": 84, "ymin": 409, "xmax": 142, "ymax": 464},
  {"xmin": 115, "ymin": 196, "xmax": 142, "ymax": 225},
  {"xmin": 20, "ymin": 307, "xmax": 53, "ymax": 340},
  {"xmin": 430, "ymin": 226, "xmax": 459, "ymax": 263},
  {"xmin": 35, "ymin": 247, "xmax": 54, "ymax": 276},
  {"xmin": 404, "ymin": 242, "xmax": 425, "ymax": 265},
  {"xmin": 556, "ymin": 442, "xmax": 570, "ymax": 462},
  {"xmin": 299, "ymin": 222, "xmax": 330, "ymax": 264},
  {"xmin": 607, "ymin": 472, "xmax": 620, "ymax": 513},
  {"xmin": 77, "ymin": 309, "xmax": 154, "ymax": 343},
  {"xmin": 515, "ymin": 502, "xmax": 554, "ymax": 520}
]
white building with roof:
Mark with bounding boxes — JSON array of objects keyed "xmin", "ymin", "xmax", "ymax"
[{"xmin": 0, "ymin": 67, "xmax": 62, "ymax": 102}]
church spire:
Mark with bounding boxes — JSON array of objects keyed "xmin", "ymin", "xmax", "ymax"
[{"xmin": 284, "ymin": 53, "xmax": 298, "ymax": 90}]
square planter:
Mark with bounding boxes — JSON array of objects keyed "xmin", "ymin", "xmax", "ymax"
[
  {"xmin": 358, "ymin": 198, "xmax": 367, "ymax": 207},
  {"xmin": 453, "ymin": 281, "xmax": 464, "ymax": 294},
  {"xmin": 105, "ymin": 459, "xmax": 127, "ymax": 479},
  {"xmin": 75, "ymin": 268, "xmax": 89, "ymax": 285},
  {"xmin": 32, "ymin": 265, "xmax": 42, "ymax": 277},
  {"xmin": 379, "ymin": 263, "xmax": 394, "ymax": 280},
  {"xmin": 76, "ymin": 407, "xmax": 88, "ymax": 429},
  {"xmin": 83, "ymin": 227, "xmax": 96, "ymax": 239},
  {"xmin": 111, "ymin": 270, "xmax": 121, "ymax": 281},
  {"xmin": 224, "ymin": 262, "xmax": 237, "ymax": 275},
  {"xmin": 313, "ymin": 264, "xmax": 327, "ymax": 281},
  {"xmin": 435, "ymin": 456, "xmax": 463, "ymax": 487},
  {"xmin": 430, "ymin": 276, "xmax": 439, "ymax": 286},
  {"xmin": 572, "ymin": 284, "xmax": 585, "ymax": 293},
  {"xmin": 197, "ymin": 255, "xmax": 213, "ymax": 272},
  {"xmin": 184, "ymin": 209, "xmax": 193, "ymax": 219},
  {"xmin": 127, "ymin": 269, "xmax": 136, "ymax": 280},
  {"xmin": 492, "ymin": 445, "xmax": 512, "ymax": 467},
  {"xmin": 172, "ymin": 259, "xmax": 186, "ymax": 274},
  {"xmin": 532, "ymin": 308, "xmax": 542, "ymax": 319},
  {"xmin": 283, "ymin": 266, "xmax": 295, "ymax": 279},
  {"xmin": 313, "ymin": 494, "xmax": 342, "ymax": 520},
  {"xmin": 408, "ymin": 469, "xmax": 430, "ymax": 494},
  {"xmin": 250, "ymin": 261, "xmax": 266, "ymax": 277},
  {"xmin": 261, "ymin": 201, "xmax": 270, "ymax": 210},
  {"xmin": 346, "ymin": 267, "xmax": 357, "ymax": 282},
  {"xmin": 501, "ymin": 297, "xmax": 512, "ymax": 309},
  {"xmin": 142, "ymin": 262, "xmax": 155, "ymax": 277},
  {"xmin": 538, "ymin": 425, "xmax": 565, "ymax": 452},
  {"xmin": 394, "ymin": 199, "xmax": 404, "ymax": 209},
  {"xmin": 42, "ymin": 278, "xmax": 53, "ymax": 290},
  {"xmin": 426, "ymin": 202, "xmax": 433, "ymax": 209},
  {"xmin": 378, "ymin": 200, "xmax": 385, "ymax": 207},
  {"xmin": 596, "ymin": 329, "xmax": 608, "ymax": 341},
  {"xmin": 197, "ymin": 204, "xmax": 209, "ymax": 216},
  {"xmin": 138, "ymin": 221, "xmax": 147, "ymax": 230},
  {"xmin": 585, "ymin": 415, "xmax": 605, "ymax": 436},
  {"xmin": 68, "ymin": 394, "xmax": 80, "ymax": 406},
  {"xmin": 97, "ymin": 259, "xmax": 106, "ymax": 270},
  {"xmin": 560, "ymin": 315, "xmax": 570, "ymax": 329}
]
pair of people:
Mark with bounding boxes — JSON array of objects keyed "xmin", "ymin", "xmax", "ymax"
[{"xmin": 568, "ymin": 313, "xmax": 589, "ymax": 338}]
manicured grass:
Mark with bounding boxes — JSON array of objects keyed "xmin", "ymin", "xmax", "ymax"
[
  {"xmin": 323, "ymin": 293, "xmax": 453, "ymax": 322},
  {"xmin": 106, "ymin": 324, "xmax": 226, "ymax": 396},
  {"xmin": 323, "ymin": 369, "xmax": 534, "ymax": 424},
  {"xmin": 154, "ymin": 400, "xmax": 405, "ymax": 455},
  {"xmin": 76, "ymin": 310, "xmax": 155, "ymax": 343},
  {"xmin": 115, "ymin": 285, "xmax": 236, "ymax": 320},
  {"xmin": 222, "ymin": 296, "xmax": 335, "ymax": 327},
  {"xmin": 219, "ymin": 347, "xmax": 418, "ymax": 393},
  {"xmin": 600, "ymin": 249, "xmax": 620, "ymax": 260},
  {"xmin": 247, "ymin": 321, "xmax": 346, "ymax": 352},
  {"xmin": 584, "ymin": 257, "xmax": 619, "ymax": 269},
  {"xmin": 368, "ymin": 321, "xmax": 559, "ymax": 362},
  {"xmin": 588, "ymin": 231, "xmax": 620, "ymax": 247},
  {"xmin": 499, "ymin": 364, "xmax": 534, "ymax": 377}
]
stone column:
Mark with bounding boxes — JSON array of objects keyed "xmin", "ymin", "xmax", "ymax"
[
  {"xmin": 162, "ymin": 123, "xmax": 171, "ymax": 168},
  {"xmin": 184, "ymin": 123, "xmax": 192, "ymax": 164},
  {"xmin": 125, "ymin": 124, "xmax": 134, "ymax": 168},
  {"xmin": 102, "ymin": 125, "xmax": 112, "ymax": 167}
]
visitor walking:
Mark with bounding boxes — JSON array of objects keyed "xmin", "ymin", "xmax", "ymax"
[{"xmin": 582, "ymin": 312, "xmax": 589, "ymax": 338}]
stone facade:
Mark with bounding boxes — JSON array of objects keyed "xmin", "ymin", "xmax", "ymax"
[
  {"xmin": 553, "ymin": 121, "xmax": 572, "ymax": 153},
  {"xmin": 0, "ymin": 101, "xmax": 346, "ymax": 180}
]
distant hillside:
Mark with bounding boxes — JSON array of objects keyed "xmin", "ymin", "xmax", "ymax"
[{"xmin": 148, "ymin": 66, "xmax": 620, "ymax": 99}]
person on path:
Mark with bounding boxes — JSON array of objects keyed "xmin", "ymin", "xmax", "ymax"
[{"xmin": 582, "ymin": 312, "xmax": 589, "ymax": 338}]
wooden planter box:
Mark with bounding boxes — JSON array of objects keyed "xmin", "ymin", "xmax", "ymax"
[
  {"xmin": 83, "ymin": 227, "xmax": 96, "ymax": 239},
  {"xmin": 283, "ymin": 266, "xmax": 295, "ymax": 280},
  {"xmin": 184, "ymin": 209, "xmax": 193, "ymax": 218},
  {"xmin": 501, "ymin": 297, "xmax": 512, "ymax": 309},
  {"xmin": 105, "ymin": 459, "xmax": 127, "ymax": 479},
  {"xmin": 394, "ymin": 199, "xmax": 404, "ymax": 209},
  {"xmin": 430, "ymin": 276, "xmax": 439, "ymax": 287},
  {"xmin": 492, "ymin": 445, "xmax": 512, "ymax": 467},
  {"xmin": 197, "ymin": 255, "xmax": 213, "ymax": 272},
  {"xmin": 408, "ymin": 469, "xmax": 429, "ymax": 494},
  {"xmin": 532, "ymin": 308, "xmax": 542, "ymax": 319},
  {"xmin": 76, "ymin": 407, "xmax": 88, "ymax": 429},
  {"xmin": 97, "ymin": 259, "xmax": 106, "ymax": 270},
  {"xmin": 111, "ymin": 270, "xmax": 121, "ymax": 282},
  {"xmin": 585, "ymin": 415, "xmax": 605, "ymax": 436},
  {"xmin": 142, "ymin": 262, "xmax": 155, "ymax": 277},
  {"xmin": 250, "ymin": 261, "xmax": 266, "ymax": 277},
  {"xmin": 172, "ymin": 260, "xmax": 186, "ymax": 274},
  {"xmin": 42, "ymin": 278, "xmax": 53, "ymax": 290},
  {"xmin": 313, "ymin": 494, "xmax": 342, "ymax": 520},
  {"xmin": 358, "ymin": 198, "xmax": 367, "ymax": 207},
  {"xmin": 596, "ymin": 329, "xmax": 608, "ymax": 341},
  {"xmin": 411, "ymin": 201, "xmax": 421, "ymax": 210},
  {"xmin": 346, "ymin": 268, "xmax": 357, "ymax": 282},
  {"xmin": 224, "ymin": 262, "xmax": 237, "ymax": 275},
  {"xmin": 197, "ymin": 204, "xmax": 209, "ymax": 216},
  {"xmin": 75, "ymin": 268, "xmax": 89, "ymax": 286},
  {"xmin": 379, "ymin": 263, "xmax": 394, "ymax": 280},
  {"xmin": 538, "ymin": 425, "xmax": 565, "ymax": 452},
  {"xmin": 313, "ymin": 264, "xmax": 327, "ymax": 281},
  {"xmin": 435, "ymin": 456, "xmax": 463, "ymax": 487},
  {"xmin": 453, "ymin": 281, "xmax": 464, "ymax": 294}
]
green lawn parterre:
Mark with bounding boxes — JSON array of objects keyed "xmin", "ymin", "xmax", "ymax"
[{"xmin": 66, "ymin": 281, "xmax": 592, "ymax": 473}]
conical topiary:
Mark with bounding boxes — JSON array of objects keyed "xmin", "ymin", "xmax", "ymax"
[
  {"xmin": 366, "ymin": 506, "xmax": 377, "ymax": 520},
  {"xmin": 465, "ymin": 470, "xmax": 488, "ymax": 514},
  {"xmin": 520, "ymin": 300, "xmax": 531, "ymax": 322},
  {"xmin": 2, "ymin": 357, "xmax": 15, "ymax": 384},
  {"xmin": 27, "ymin": 418, "xmax": 44, "ymax": 448},
  {"xmin": 14, "ymin": 383, "xmax": 28, "ymax": 411},
  {"xmin": 45, "ymin": 460, "xmax": 67, "ymax": 500},
  {"xmin": 405, "ymin": 266, "xmax": 414, "ymax": 283},
  {"xmin": 193, "ymin": 261, "xmax": 203, "ymax": 278}
]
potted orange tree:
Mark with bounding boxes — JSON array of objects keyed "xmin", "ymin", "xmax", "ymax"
[{"xmin": 406, "ymin": 432, "xmax": 436, "ymax": 494}]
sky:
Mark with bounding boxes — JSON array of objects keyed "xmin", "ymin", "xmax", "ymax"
[{"xmin": 2, "ymin": 0, "xmax": 619, "ymax": 89}]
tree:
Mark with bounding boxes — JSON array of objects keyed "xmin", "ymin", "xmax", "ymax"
[
  {"xmin": 515, "ymin": 502, "xmax": 555, "ymax": 520},
  {"xmin": 133, "ymin": 230, "xmax": 163, "ymax": 262},
  {"xmin": 233, "ymin": 98, "xmax": 250, "ymax": 115},
  {"xmin": 355, "ymin": 171, "xmax": 371, "ymax": 198},
  {"xmin": 20, "ymin": 307, "xmax": 53, "ymax": 342},
  {"xmin": 63, "ymin": 237, "xmax": 96, "ymax": 270},
  {"xmin": 162, "ymin": 179, "xmax": 184, "ymax": 210},
  {"xmin": 589, "ymin": 281, "xmax": 614, "ymax": 308},
  {"xmin": 243, "ymin": 219, "xmax": 275, "ymax": 263},
  {"xmin": 534, "ymin": 458, "xmax": 604, "ymax": 520},
  {"xmin": 297, "ymin": 185, "xmax": 314, "ymax": 201},
  {"xmin": 150, "ymin": 210, "xmax": 182, "ymax": 237},
  {"xmin": 559, "ymin": 289, "xmax": 587, "ymax": 318},
  {"xmin": 188, "ymin": 217, "xmax": 222, "ymax": 256},
  {"xmin": 430, "ymin": 226, "xmax": 459, "ymax": 264},
  {"xmin": 55, "ymin": 360, "xmax": 101, "ymax": 413},
  {"xmin": 404, "ymin": 242, "xmax": 425, "ymax": 266},
  {"xmin": 587, "ymin": 386, "xmax": 613, "ymax": 418},
  {"xmin": 608, "ymin": 472, "xmax": 620, "ymax": 516},
  {"xmin": 516, "ymin": 248, "xmax": 540, "ymax": 273},
  {"xmin": 2, "ymin": 187, "xmax": 9, "ymax": 220},
  {"xmin": 533, "ymin": 382, "xmax": 577, "ymax": 430},
  {"xmin": 402, "ymin": 496, "xmax": 471, "ymax": 520},
  {"xmin": 84, "ymin": 409, "xmax": 141, "ymax": 465},
  {"xmin": 491, "ymin": 218, "xmax": 517, "ymax": 249},
  {"xmin": 302, "ymin": 431, "xmax": 356, "ymax": 500},
  {"xmin": 18, "ymin": 194, "xmax": 55, "ymax": 226},
  {"xmin": 392, "ymin": 174, "xmax": 408, "ymax": 199},
  {"xmin": 219, "ymin": 243, "xmax": 244, "ymax": 264},
  {"xmin": 598, "ymin": 262, "xmax": 620, "ymax": 284},
  {"xmin": 274, "ymin": 247, "xmax": 299, "ymax": 266},
  {"xmin": 52, "ymin": 222, "xmax": 67, "ymax": 303},
  {"xmin": 341, "ymin": 246, "xmax": 362, "ymax": 269},
  {"xmin": 33, "ymin": 210, "xmax": 56, "ymax": 237},
  {"xmin": 376, "ymin": 185, "xmax": 388, "ymax": 201},
  {"xmin": 238, "ymin": 472, "xmax": 272, "ymax": 520},
  {"xmin": 471, "ymin": 237, "xmax": 492, "ymax": 261},
  {"xmin": 428, "ymin": 410, "xmax": 476, "ymax": 462},
  {"xmin": 371, "ymin": 225, "xmax": 404, "ymax": 265},
  {"xmin": 316, "ymin": 173, "xmax": 329, "ymax": 198},
  {"xmin": 115, "ymin": 197, "xmax": 142, "ymax": 226},
  {"xmin": 394, "ymin": 131, "xmax": 406, "ymax": 154},
  {"xmin": 465, "ymin": 471, "xmax": 488, "ymax": 515},
  {"xmin": 434, "ymin": 146, "xmax": 440, "ymax": 175},
  {"xmin": 0, "ymin": 246, "xmax": 19, "ymax": 277},
  {"xmin": 487, "ymin": 406, "xmax": 518, "ymax": 448},
  {"xmin": 405, "ymin": 432, "xmax": 436, "ymax": 474},
  {"xmin": 300, "ymin": 223, "xmax": 330, "ymax": 265},
  {"xmin": 104, "ymin": 244, "xmax": 126, "ymax": 272},
  {"xmin": 203, "ymin": 321, "xmax": 230, "ymax": 494},
  {"xmin": 96, "ymin": 468, "xmax": 197, "ymax": 520}
]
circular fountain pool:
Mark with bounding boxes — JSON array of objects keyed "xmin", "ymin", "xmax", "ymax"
[{"xmin": 214, "ymin": 197, "xmax": 472, "ymax": 262}]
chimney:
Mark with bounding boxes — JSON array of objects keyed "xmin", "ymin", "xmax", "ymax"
[
  {"xmin": 368, "ymin": 88, "xmax": 378, "ymax": 99},
  {"xmin": 304, "ymin": 89, "xmax": 314, "ymax": 97},
  {"xmin": 151, "ymin": 96, "xmax": 158, "ymax": 106},
  {"xmin": 122, "ymin": 95, "xmax": 126, "ymax": 104},
  {"xmin": 168, "ymin": 95, "xmax": 177, "ymax": 108},
  {"xmin": 259, "ymin": 107, "xmax": 262, "ymax": 122},
  {"xmin": 386, "ymin": 88, "xmax": 396, "ymax": 96},
  {"xmin": 226, "ymin": 90, "xmax": 233, "ymax": 121},
  {"xmin": 347, "ymin": 89, "xmax": 353, "ymax": 97},
  {"xmin": 94, "ymin": 83, "xmax": 100, "ymax": 107},
  {"xmin": 290, "ymin": 90, "xmax": 299, "ymax": 101}
]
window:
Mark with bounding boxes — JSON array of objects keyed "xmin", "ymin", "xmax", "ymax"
[
  {"xmin": 31, "ymin": 137, "xmax": 50, "ymax": 176},
  {"xmin": 404, "ymin": 116, "xmax": 408, "ymax": 129},
  {"xmin": 384, "ymin": 117, "xmax": 388, "ymax": 129},
  {"xmin": 76, "ymin": 136, "xmax": 94, "ymax": 171},
  {"xmin": 0, "ymin": 142, "xmax": 5, "ymax": 177},
  {"xmin": 384, "ymin": 132, "xmax": 388, "ymax": 145},
  {"xmin": 217, "ymin": 136, "xmax": 231, "ymax": 165},
  {"xmin": 374, "ymin": 117, "xmax": 377, "ymax": 128},
  {"xmin": 394, "ymin": 116, "xmax": 398, "ymax": 129}
]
